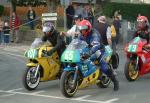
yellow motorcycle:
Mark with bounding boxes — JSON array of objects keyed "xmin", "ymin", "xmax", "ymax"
[{"xmin": 23, "ymin": 38, "xmax": 61, "ymax": 90}]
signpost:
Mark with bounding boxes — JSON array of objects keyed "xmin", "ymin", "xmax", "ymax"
[
  {"xmin": 42, "ymin": 13, "xmax": 57, "ymax": 27},
  {"xmin": 61, "ymin": 0, "xmax": 70, "ymax": 31}
]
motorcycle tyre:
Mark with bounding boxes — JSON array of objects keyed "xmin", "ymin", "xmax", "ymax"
[
  {"xmin": 23, "ymin": 67, "xmax": 40, "ymax": 91},
  {"xmin": 124, "ymin": 59, "xmax": 139, "ymax": 81},
  {"xmin": 60, "ymin": 71, "xmax": 78, "ymax": 98}
]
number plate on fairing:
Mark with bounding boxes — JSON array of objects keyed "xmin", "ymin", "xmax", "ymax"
[{"xmin": 127, "ymin": 44, "xmax": 138, "ymax": 53}]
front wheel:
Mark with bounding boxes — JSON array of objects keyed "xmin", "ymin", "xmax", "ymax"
[
  {"xmin": 22, "ymin": 67, "xmax": 40, "ymax": 90},
  {"xmin": 60, "ymin": 71, "xmax": 78, "ymax": 98},
  {"xmin": 124, "ymin": 59, "xmax": 139, "ymax": 81}
]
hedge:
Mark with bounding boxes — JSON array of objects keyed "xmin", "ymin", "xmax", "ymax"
[
  {"xmin": 0, "ymin": 5, "xmax": 4, "ymax": 16},
  {"xmin": 103, "ymin": 2, "xmax": 150, "ymax": 21}
]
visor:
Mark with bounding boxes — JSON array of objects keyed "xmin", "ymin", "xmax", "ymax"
[
  {"xmin": 78, "ymin": 26, "xmax": 88, "ymax": 30},
  {"xmin": 42, "ymin": 26, "xmax": 51, "ymax": 33}
]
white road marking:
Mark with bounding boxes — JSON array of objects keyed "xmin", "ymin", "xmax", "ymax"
[
  {"xmin": 104, "ymin": 98, "xmax": 119, "ymax": 103},
  {"xmin": 73, "ymin": 95, "xmax": 91, "ymax": 100},
  {"xmin": 0, "ymin": 52, "xmax": 26, "ymax": 63},
  {"xmin": 7, "ymin": 88, "xmax": 23, "ymax": 92},
  {"xmin": 0, "ymin": 52, "xmax": 24, "ymax": 58},
  {"xmin": 31, "ymin": 91, "xmax": 45, "ymax": 94},
  {"xmin": 0, "ymin": 93, "xmax": 16, "ymax": 97},
  {"xmin": 0, "ymin": 90, "xmax": 119, "ymax": 103}
]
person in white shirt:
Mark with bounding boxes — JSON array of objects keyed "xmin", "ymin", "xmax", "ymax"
[{"xmin": 61, "ymin": 14, "xmax": 82, "ymax": 41}]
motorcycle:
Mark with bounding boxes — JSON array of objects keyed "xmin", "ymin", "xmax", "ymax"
[
  {"xmin": 23, "ymin": 38, "xmax": 61, "ymax": 90},
  {"xmin": 124, "ymin": 36, "xmax": 150, "ymax": 81},
  {"xmin": 60, "ymin": 39, "xmax": 113, "ymax": 97}
]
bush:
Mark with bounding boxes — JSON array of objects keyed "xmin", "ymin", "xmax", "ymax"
[
  {"xmin": 0, "ymin": 5, "xmax": 4, "ymax": 16},
  {"xmin": 103, "ymin": 2, "xmax": 150, "ymax": 21}
]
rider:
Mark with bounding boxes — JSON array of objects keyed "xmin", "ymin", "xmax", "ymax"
[
  {"xmin": 133, "ymin": 16, "xmax": 150, "ymax": 49},
  {"xmin": 78, "ymin": 20, "xmax": 119, "ymax": 91},
  {"xmin": 133, "ymin": 16, "xmax": 150, "ymax": 43},
  {"xmin": 41, "ymin": 21, "xmax": 66, "ymax": 58}
]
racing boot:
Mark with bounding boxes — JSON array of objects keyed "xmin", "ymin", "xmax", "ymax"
[{"xmin": 108, "ymin": 68, "xmax": 119, "ymax": 91}]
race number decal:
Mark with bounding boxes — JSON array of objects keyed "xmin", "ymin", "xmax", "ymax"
[
  {"xmin": 26, "ymin": 49, "xmax": 37, "ymax": 58},
  {"xmin": 128, "ymin": 45, "xmax": 137, "ymax": 52},
  {"xmin": 64, "ymin": 51, "xmax": 74, "ymax": 61}
]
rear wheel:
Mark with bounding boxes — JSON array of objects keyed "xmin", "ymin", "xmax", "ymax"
[
  {"xmin": 97, "ymin": 64, "xmax": 111, "ymax": 88},
  {"xmin": 110, "ymin": 52, "xmax": 119, "ymax": 69},
  {"xmin": 23, "ymin": 67, "xmax": 40, "ymax": 90},
  {"xmin": 124, "ymin": 59, "xmax": 139, "ymax": 81},
  {"xmin": 60, "ymin": 71, "xmax": 78, "ymax": 98}
]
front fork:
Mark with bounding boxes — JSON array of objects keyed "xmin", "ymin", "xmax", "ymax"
[
  {"xmin": 130, "ymin": 55, "xmax": 139, "ymax": 70},
  {"xmin": 34, "ymin": 65, "xmax": 40, "ymax": 78},
  {"xmin": 73, "ymin": 66, "xmax": 79, "ymax": 85},
  {"xmin": 135, "ymin": 57, "xmax": 139, "ymax": 70}
]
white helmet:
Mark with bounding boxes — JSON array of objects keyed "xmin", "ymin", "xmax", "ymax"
[{"xmin": 42, "ymin": 22, "xmax": 54, "ymax": 33}]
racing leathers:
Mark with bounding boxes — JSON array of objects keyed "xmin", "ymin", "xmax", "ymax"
[
  {"xmin": 133, "ymin": 26, "xmax": 150, "ymax": 43},
  {"xmin": 41, "ymin": 30, "xmax": 66, "ymax": 58},
  {"xmin": 79, "ymin": 29, "xmax": 119, "ymax": 91}
]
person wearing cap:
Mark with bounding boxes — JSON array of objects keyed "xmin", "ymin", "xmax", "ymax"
[
  {"xmin": 61, "ymin": 14, "xmax": 82, "ymax": 43},
  {"xmin": 94, "ymin": 16, "xmax": 112, "ymax": 47},
  {"xmin": 41, "ymin": 21, "xmax": 66, "ymax": 58}
]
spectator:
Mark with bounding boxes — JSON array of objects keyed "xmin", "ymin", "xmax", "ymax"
[
  {"xmin": 3, "ymin": 21, "xmax": 10, "ymax": 46},
  {"xmin": 87, "ymin": 6, "xmax": 94, "ymax": 25},
  {"xmin": 110, "ymin": 21, "xmax": 117, "ymax": 52},
  {"xmin": 66, "ymin": 2, "xmax": 75, "ymax": 29},
  {"xmin": 0, "ymin": 17, "xmax": 4, "ymax": 44},
  {"xmin": 113, "ymin": 16, "xmax": 121, "ymax": 46},
  {"xmin": 94, "ymin": 16, "xmax": 112, "ymax": 46},
  {"xmin": 27, "ymin": 6, "xmax": 36, "ymax": 30},
  {"xmin": 10, "ymin": 12, "xmax": 21, "ymax": 43},
  {"xmin": 74, "ymin": 4, "xmax": 84, "ymax": 19},
  {"xmin": 61, "ymin": 14, "xmax": 82, "ymax": 41},
  {"xmin": 83, "ymin": 5, "xmax": 89, "ymax": 19}
]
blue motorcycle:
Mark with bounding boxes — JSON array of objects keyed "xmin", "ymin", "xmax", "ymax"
[{"xmin": 60, "ymin": 39, "xmax": 113, "ymax": 97}]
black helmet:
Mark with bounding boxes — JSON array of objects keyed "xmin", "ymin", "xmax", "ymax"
[{"xmin": 73, "ymin": 14, "xmax": 82, "ymax": 20}]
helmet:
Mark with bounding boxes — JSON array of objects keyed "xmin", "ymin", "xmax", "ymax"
[
  {"xmin": 42, "ymin": 21, "xmax": 54, "ymax": 33},
  {"xmin": 73, "ymin": 14, "xmax": 82, "ymax": 20},
  {"xmin": 78, "ymin": 20, "xmax": 92, "ymax": 37},
  {"xmin": 137, "ymin": 16, "xmax": 149, "ymax": 30}
]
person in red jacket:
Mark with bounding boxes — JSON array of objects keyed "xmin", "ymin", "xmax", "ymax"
[{"xmin": 10, "ymin": 12, "xmax": 21, "ymax": 43}]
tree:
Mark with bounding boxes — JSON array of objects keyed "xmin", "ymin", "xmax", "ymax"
[
  {"xmin": 8, "ymin": 0, "xmax": 60, "ymax": 13},
  {"xmin": 7, "ymin": 0, "xmax": 17, "ymax": 12}
]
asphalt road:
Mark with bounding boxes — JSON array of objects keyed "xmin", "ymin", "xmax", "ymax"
[{"xmin": 0, "ymin": 49, "xmax": 150, "ymax": 103}]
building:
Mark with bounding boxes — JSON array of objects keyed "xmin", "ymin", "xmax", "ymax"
[
  {"xmin": 111, "ymin": 0, "xmax": 150, "ymax": 4},
  {"xmin": 1, "ymin": 0, "xmax": 10, "ymax": 6},
  {"xmin": 72, "ymin": 0, "xmax": 96, "ymax": 4}
]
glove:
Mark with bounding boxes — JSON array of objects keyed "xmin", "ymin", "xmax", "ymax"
[
  {"xmin": 42, "ymin": 50, "xmax": 48, "ymax": 57},
  {"xmin": 47, "ymin": 51, "xmax": 53, "ymax": 56},
  {"xmin": 95, "ymin": 50, "xmax": 101, "ymax": 58},
  {"xmin": 81, "ymin": 51, "xmax": 91, "ymax": 60}
]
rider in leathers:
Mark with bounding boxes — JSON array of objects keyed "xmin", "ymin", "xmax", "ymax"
[
  {"xmin": 133, "ymin": 16, "xmax": 150, "ymax": 49},
  {"xmin": 133, "ymin": 16, "xmax": 150, "ymax": 43},
  {"xmin": 41, "ymin": 21, "xmax": 66, "ymax": 58},
  {"xmin": 78, "ymin": 20, "xmax": 119, "ymax": 91}
]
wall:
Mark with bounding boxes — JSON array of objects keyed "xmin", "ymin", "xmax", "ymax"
[{"xmin": 3, "ymin": 6, "xmax": 64, "ymax": 16}]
